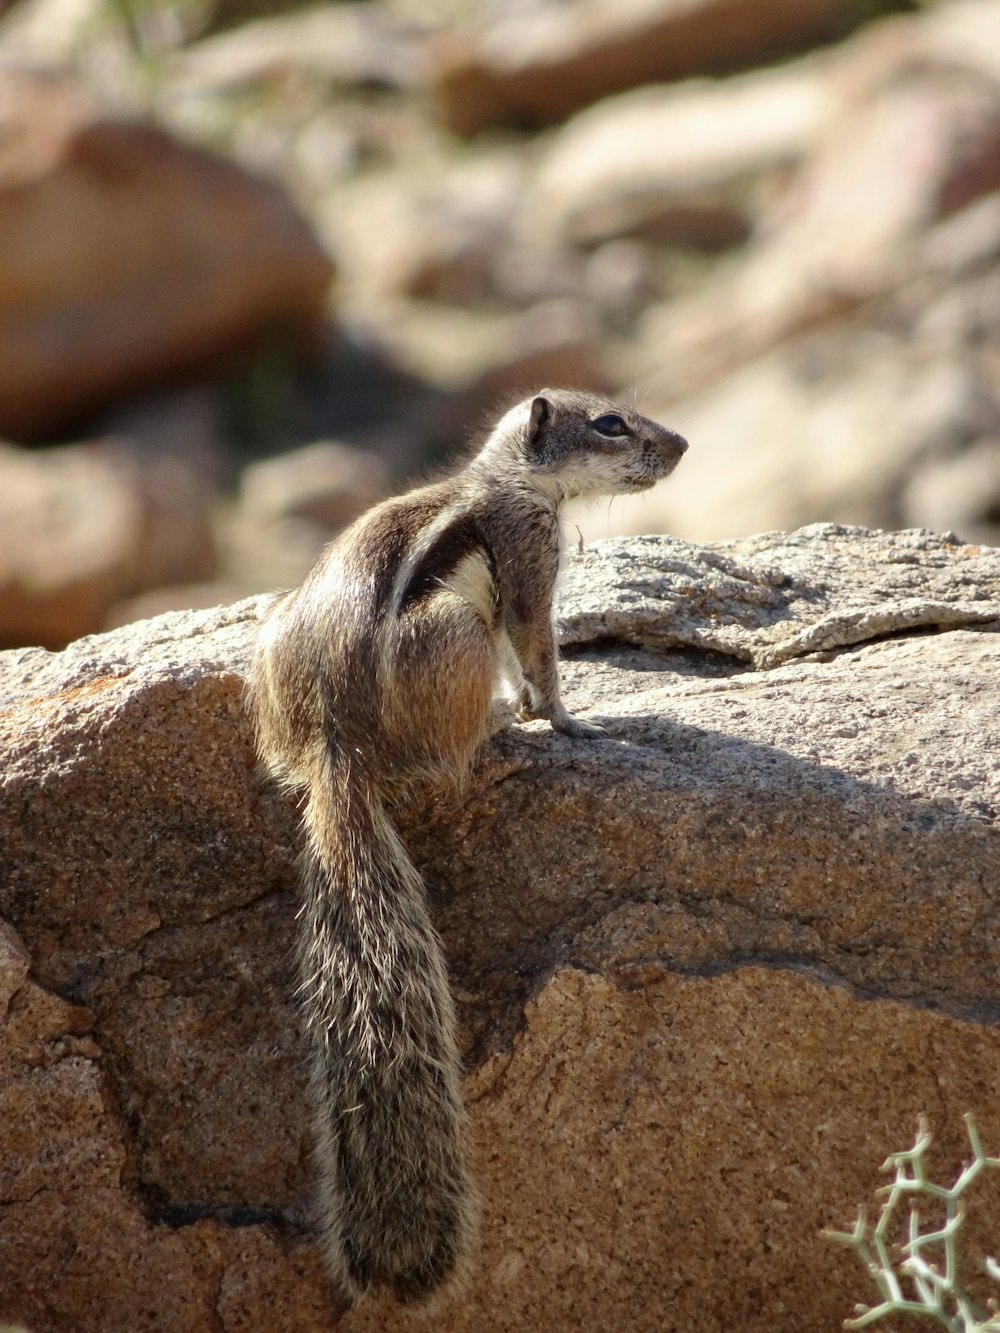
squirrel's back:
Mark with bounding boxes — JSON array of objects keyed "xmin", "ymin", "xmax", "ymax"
[{"xmin": 255, "ymin": 471, "xmax": 496, "ymax": 794}]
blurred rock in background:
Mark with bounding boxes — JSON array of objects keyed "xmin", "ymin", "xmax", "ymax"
[
  {"xmin": 0, "ymin": 0, "xmax": 998, "ymax": 650},
  {"xmin": 0, "ymin": 70, "xmax": 334, "ymax": 441},
  {"xmin": 433, "ymin": 0, "xmax": 856, "ymax": 135},
  {"xmin": 0, "ymin": 390, "xmax": 221, "ymax": 647},
  {"xmin": 230, "ymin": 437, "xmax": 390, "ymax": 590}
]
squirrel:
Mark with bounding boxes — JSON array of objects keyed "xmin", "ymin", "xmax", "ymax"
[{"xmin": 249, "ymin": 389, "xmax": 687, "ymax": 1305}]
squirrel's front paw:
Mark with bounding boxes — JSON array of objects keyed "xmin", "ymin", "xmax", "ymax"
[
  {"xmin": 550, "ymin": 709, "xmax": 608, "ymax": 740},
  {"xmin": 514, "ymin": 694, "xmax": 608, "ymax": 739}
]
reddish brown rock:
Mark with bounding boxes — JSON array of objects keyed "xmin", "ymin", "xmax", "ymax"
[
  {"xmin": 344, "ymin": 965, "xmax": 1000, "ymax": 1333},
  {"xmin": 0, "ymin": 441, "xmax": 141, "ymax": 649},
  {"xmin": 0, "ymin": 965, "xmax": 334, "ymax": 1333},
  {"xmin": 0, "ymin": 73, "xmax": 333, "ymax": 441},
  {"xmin": 0, "ymin": 529, "xmax": 998, "ymax": 1331},
  {"xmin": 434, "ymin": 0, "xmax": 853, "ymax": 136},
  {"xmin": 0, "ymin": 434, "xmax": 218, "ymax": 650}
]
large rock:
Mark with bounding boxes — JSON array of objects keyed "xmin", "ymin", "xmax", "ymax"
[
  {"xmin": 434, "ymin": 0, "xmax": 853, "ymax": 136},
  {"xmin": 319, "ymin": 150, "xmax": 533, "ymax": 311},
  {"xmin": 599, "ymin": 8, "xmax": 1000, "ymax": 549},
  {"xmin": 1, "ymin": 526, "xmax": 999, "ymax": 1332},
  {"xmin": 0, "ymin": 73, "xmax": 333, "ymax": 440}
]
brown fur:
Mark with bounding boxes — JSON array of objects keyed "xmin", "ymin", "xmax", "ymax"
[{"xmin": 249, "ymin": 390, "xmax": 687, "ymax": 1305}]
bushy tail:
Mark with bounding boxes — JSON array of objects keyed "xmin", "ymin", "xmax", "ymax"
[{"xmin": 298, "ymin": 750, "xmax": 477, "ymax": 1304}]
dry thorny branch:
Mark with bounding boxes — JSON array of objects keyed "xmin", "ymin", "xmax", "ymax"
[{"xmin": 825, "ymin": 1115, "xmax": 1000, "ymax": 1331}]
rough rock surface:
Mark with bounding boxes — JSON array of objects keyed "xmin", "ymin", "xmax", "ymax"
[
  {"xmin": 0, "ymin": 72, "xmax": 333, "ymax": 440},
  {"xmin": 1, "ymin": 527, "xmax": 999, "ymax": 1332}
]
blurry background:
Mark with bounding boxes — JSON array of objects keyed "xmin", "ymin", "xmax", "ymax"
[{"xmin": 1, "ymin": 0, "xmax": 999, "ymax": 650}]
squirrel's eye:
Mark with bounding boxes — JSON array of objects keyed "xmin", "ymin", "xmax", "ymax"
[{"xmin": 591, "ymin": 413, "xmax": 630, "ymax": 438}]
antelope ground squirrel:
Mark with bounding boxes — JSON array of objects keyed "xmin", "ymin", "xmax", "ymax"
[{"xmin": 250, "ymin": 389, "xmax": 687, "ymax": 1304}]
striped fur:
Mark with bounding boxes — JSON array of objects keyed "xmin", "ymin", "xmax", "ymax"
[{"xmin": 249, "ymin": 390, "xmax": 686, "ymax": 1306}]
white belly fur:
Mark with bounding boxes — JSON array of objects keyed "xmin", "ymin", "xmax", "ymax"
[{"xmin": 438, "ymin": 550, "xmax": 495, "ymax": 625}]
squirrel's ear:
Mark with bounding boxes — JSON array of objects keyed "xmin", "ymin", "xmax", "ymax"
[{"xmin": 527, "ymin": 395, "xmax": 551, "ymax": 452}]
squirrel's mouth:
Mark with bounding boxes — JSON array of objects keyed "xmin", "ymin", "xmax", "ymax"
[
  {"xmin": 626, "ymin": 455, "xmax": 681, "ymax": 488},
  {"xmin": 622, "ymin": 472, "xmax": 659, "ymax": 491}
]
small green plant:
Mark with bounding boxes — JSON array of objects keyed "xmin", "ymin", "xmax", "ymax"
[{"xmin": 826, "ymin": 1115, "xmax": 1000, "ymax": 1331}]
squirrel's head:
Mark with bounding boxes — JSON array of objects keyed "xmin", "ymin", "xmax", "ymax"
[{"xmin": 505, "ymin": 389, "xmax": 687, "ymax": 502}]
